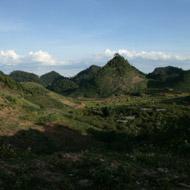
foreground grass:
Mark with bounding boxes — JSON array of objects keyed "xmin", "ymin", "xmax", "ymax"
[{"xmin": 0, "ymin": 147, "xmax": 189, "ymax": 190}]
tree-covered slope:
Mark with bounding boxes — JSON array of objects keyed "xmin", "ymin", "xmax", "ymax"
[
  {"xmin": 93, "ymin": 54, "xmax": 147, "ymax": 97},
  {"xmin": 40, "ymin": 71, "xmax": 62, "ymax": 87},
  {"xmin": 50, "ymin": 77, "xmax": 79, "ymax": 94},
  {"xmin": 0, "ymin": 72, "xmax": 27, "ymax": 93},
  {"xmin": 172, "ymin": 70, "xmax": 190, "ymax": 92},
  {"xmin": 147, "ymin": 66, "xmax": 184, "ymax": 81},
  {"xmin": 9, "ymin": 70, "xmax": 41, "ymax": 84},
  {"xmin": 147, "ymin": 66, "xmax": 190, "ymax": 92},
  {"xmin": 69, "ymin": 54, "xmax": 147, "ymax": 97},
  {"xmin": 72, "ymin": 65, "xmax": 101, "ymax": 86}
]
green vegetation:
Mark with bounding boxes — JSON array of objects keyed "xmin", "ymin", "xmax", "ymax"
[
  {"xmin": 72, "ymin": 65, "xmax": 101, "ymax": 86},
  {"xmin": 147, "ymin": 67, "xmax": 190, "ymax": 92},
  {"xmin": 63, "ymin": 54, "xmax": 148, "ymax": 98},
  {"xmin": 9, "ymin": 70, "xmax": 41, "ymax": 84},
  {"xmin": 0, "ymin": 73, "xmax": 28, "ymax": 93},
  {"xmin": 40, "ymin": 71, "xmax": 62, "ymax": 87},
  {"xmin": 50, "ymin": 77, "xmax": 79, "ymax": 94},
  {"xmin": 0, "ymin": 70, "xmax": 5, "ymax": 75},
  {"xmin": 173, "ymin": 70, "xmax": 190, "ymax": 92},
  {"xmin": 147, "ymin": 66, "xmax": 184, "ymax": 81},
  {"xmin": 92, "ymin": 54, "xmax": 147, "ymax": 97}
]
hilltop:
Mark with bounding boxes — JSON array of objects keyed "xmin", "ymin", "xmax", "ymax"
[
  {"xmin": 9, "ymin": 70, "xmax": 41, "ymax": 84},
  {"xmin": 147, "ymin": 66, "xmax": 190, "ymax": 92},
  {"xmin": 72, "ymin": 65, "xmax": 101, "ymax": 85},
  {"xmin": 51, "ymin": 54, "xmax": 148, "ymax": 97},
  {"xmin": 40, "ymin": 71, "xmax": 62, "ymax": 87},
  {"xmin": 91, "ymin": 54, "xmax": 147, "ymax": 97}
]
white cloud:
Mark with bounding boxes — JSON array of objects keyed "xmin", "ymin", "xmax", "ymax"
[
  {"xmin": 27, "ymin": 51, "xmax": 56, "ymax": 65},
  {"xmin": 103, "ymin": 48, "xmax": 190, "ymax": 61},
  {"xmin": 0, "ymin": 50, "xmax": 69, "ymax": 66},
  {"xmin": 0, "ymin": 50, "xmax": 20, "ymax": 65}
]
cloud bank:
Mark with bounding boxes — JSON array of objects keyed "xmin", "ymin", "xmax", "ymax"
[
  {"xmin": 101, "ymin": 49, "xmax": 190, "ymax": 61},
  {"xmin": 0, "ymin": 50, "xmax": 69, "ymax": 66},
  {"xmin": 0, "ymin": 49, "xmax": 189, "ymax": 76}
]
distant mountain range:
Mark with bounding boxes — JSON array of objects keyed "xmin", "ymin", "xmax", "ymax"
[{"xmin": 2, "ymin": 54, "xmax": 190, "ymax": 97}]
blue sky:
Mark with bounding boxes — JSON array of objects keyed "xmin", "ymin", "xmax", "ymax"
[{"xmin": 0, "ymin": 0, "xmax": 190, "ymax": 76}]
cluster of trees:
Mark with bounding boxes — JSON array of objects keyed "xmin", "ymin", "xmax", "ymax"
[
  {"xmin": 9, "ymin": 71, "xmax": 41, "ymax": 84},
  {"xmin": 68, "ymin": 102, "xmax": 190, "ymax": 153},
  {"xmin": 147, "ymin": 66, "xmax": 190, "ymax": 92}
]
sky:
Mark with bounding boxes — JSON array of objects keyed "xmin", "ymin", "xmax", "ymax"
[{"xmin": 0, "ymin": 0, "xmax": 190, "ymax": 76}]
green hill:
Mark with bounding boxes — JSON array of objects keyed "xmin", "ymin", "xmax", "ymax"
[
  {"xmin": 40, "ymin": 71, "xmax": 62, "ymax": 87},
  {"xmin": 9, "ymin": 70, "xmax": 41, "ymax": 84},
  {"xmin": 93, "ymin": 54, "xmax": 147, "ymax": 97},
  {"xmin": 0, "ymin": 72, "xmax": 27, "ymax": 93},
  {"xmin": 72, "ymin": 65, "xmax": 101, "ymax": 86},
  {"xmin": 50, "ymin": 77, "xmax": 79, "ymax": 95},
  {"xmin": 147, "ymin": 66, "xmax": 190, "ymax": 92},
  {"xmin": 172, "ymin": 70, "xmax": 190, "ymax": 92},
  {"xmin": 147, "ymin": 66, "xmax": 183, "ymax": 81},
  {"xmin": 68, "ymin": 54, "xmax": 147, "ymax": 97}
]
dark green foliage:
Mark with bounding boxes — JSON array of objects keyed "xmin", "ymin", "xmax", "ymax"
[
  {"xmin": 51, "ymin": 54, "xmax": 147, "ymax": 97},
  {"xmin": 148, "ymin": 67, "xmax": 190, "ymax": 92},
  {"xmin": 0, "ymin": 144, "xmax": 34, "ymax": 159},
  {"xmin": 0, "ymin": 70, "xmax": 5, "ymax": 76},
  {"xmin": 68, "ymin": 54, "xmax": 147, "ymax": 97},
  {"xmin": 172, "ymin": 70, "xmax": 190, "ymax": 92},
  {"xmin": 40, "ymin": 71, "xmax": 62, "ymax": 87},
  {"xmin": 51, "ymin": 77, "xmax": 79, "ymax": 94},
  {"xmin": 0, "ymin": 74, "xmax": 28, "ymax": 93},
  {"xmin": 93, "ymin": 54, "xmax": 147, "ymax": 97},
  {"xmin": 147, "ymin": 66, "xmax": 184, "ymax": 81},
  {"xmin": 9, "ymin": 70, "xmax": 41, "ymax": 84},
  {"xmin": 50, "ymin": 65, "xmax": 101, "ymax": 96},
  {"xmin": 72, "ymin": 65, "xmax": 101, "ymax": 86},
  {"xmin": 21, "ymin": 82, "xmax": 47, "ymax": 95}
]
